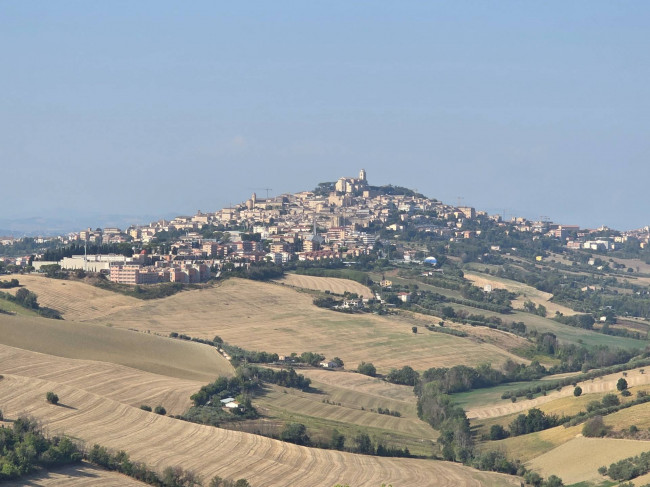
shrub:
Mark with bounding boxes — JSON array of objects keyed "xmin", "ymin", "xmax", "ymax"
[
  {"xmin": 46, "ymin": 392, "xmax": 59, "ymax": 405},
  {"xmin": 140, "ymin": 405, "xmax": 152, "ymax": 412},
  {"xmin": 622, "ymin": 389, "xmax": 632, "ymax": 397},
  {"xmin": 582, "ymin": 415, "xmax": 607, "ymax": 438},
  {"xmin": 543, "ymin": 475, "xmax": 564, "ymax": 487},
  {"xmin": 0, "ymin": 409, "xmax": 3, "ymax": 420},
  {"xmin": 386, "ymin": 366, "xmax": 419, "ymax": 386},
  {"xmin": 617, "ymin": 378, "xmax": 629, "ymax": 391},
  {"xmin": 489, "ymin": 424, "xmax": 509, "ymax": 440},
  {"xmin": 357, "ymin": 362, "xmax": 377, "ymax": 377},
  {"xmin": 573, "ymin": 386, "xmax": 582, "ymax": 397},
  {"xmin": 602, "ymin": 393, "xmax": 620, "ymax": 408},
  {"xmin": 154, "ymin": 405, "xmax": 166, "ymax": 415},
  {"xmin": 280, "ymin": 422, "xmax": 310, "ymax": 446}
]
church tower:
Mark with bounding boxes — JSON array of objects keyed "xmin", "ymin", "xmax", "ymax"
[{"xmin": 359, "ymin": 168, "xmax": 366, "ymax": 181}]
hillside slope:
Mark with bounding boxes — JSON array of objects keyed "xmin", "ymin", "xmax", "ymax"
[{"xmin": 0, "ymin": 375, "xmax": 520, "ymax": 487}]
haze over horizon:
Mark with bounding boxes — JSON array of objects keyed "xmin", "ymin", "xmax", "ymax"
[{"xmin": 2, "ymin": 2, "xmax": 649, "ymax": 233}]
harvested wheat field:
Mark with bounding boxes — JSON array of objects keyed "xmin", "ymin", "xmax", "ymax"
[
  {"xmin": 3, "ymin": 462, "xmax": 148, "ymax": 486},
  {"xmin": 529, "ymin": 436, "xmax": 650, "ymax": 485},
  {"xmin": 0, "ymin": 343, "xmax": 204, "ymax": 414},
  {"xmin": 0, "ymin": 375, "xmax": 520, "ymax": 487},
  {"xmin": 466, "ymin": 366, "xmax": 650, "ymax": 419},
  {"xmin": 0, "ymin": 314, "xmax": 233, "ymax": 382},
  {"xmin": 464, "ymin": 271, "xmax": 577, "ymax": 317},
  {"xmin": 277, "ymin": 273, "xmax": 373, "ymax": 297},
  {"xmin": 256, "ymin": 369, "xmax": 435, "ymax": 454},
  {"xmin": 298, "ymin": 368, "xmax": 418, "ymax": 405},
  {"xmin": 92, "ymin": 278, "xmax": 523, "ymax": 372},
  {"xmin": 5, "ymin": 274, "xmax": 139, "ymax": 321},
  {"xmin": 255, "ymin": 383, "xmax": 437, "ymax": 444}
]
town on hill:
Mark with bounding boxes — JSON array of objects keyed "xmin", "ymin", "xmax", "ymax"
[{"xmin": 1, "ymin": 169, "xmax": 649, "ymax": 285}]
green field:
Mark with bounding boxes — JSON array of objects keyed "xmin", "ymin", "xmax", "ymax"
[{"xmin": 0, "ymin": 298, "xmax": 39, "ymax": 317}]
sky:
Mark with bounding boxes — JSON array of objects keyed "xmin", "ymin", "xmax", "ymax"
[{"xmin": 1, "ymin": 1, "xmax": 649, "ymax": 233}]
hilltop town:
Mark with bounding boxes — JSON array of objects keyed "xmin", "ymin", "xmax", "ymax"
[{"xmin": 1, "ymin": 169, "xmax": 650, "ymax": 284}]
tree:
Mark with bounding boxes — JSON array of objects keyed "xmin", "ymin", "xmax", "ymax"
[
  {"xmin": 354, "ymin": 432, "xmax": 374, "ymax": 454},
  {"xmin": 602, "ymin": 393, "xmax": 620, "ymax": 407},
  {"xmin": 411, "ymin": 326, "xmax": 417, "ymax": 334},
  {"xmin": 331, "ymin": 429, "xmax": 345, "ymax": 450},
  {"xmin": 543, "ymin": 475, "xmax": 564, "ymax": 487},
  {"xmin": 280, "ymin": 422, "xmax": 310, "ymax": 446},
  {"xmin": 582, "ymin": 415, "xmax": 607, "ymax": 437},
  {"xmin": 46, "ymin": 392, "xmax": 59, "ymax": 404},
  {"xmin": 332, "ymin": 357, "xmax": 344, "ymax": 368},
  {"xmin": 154, "ymin": 405, "xmax": 166, "ymax": 415},
  {"xmin": 573, "ymin": 386, "xmax": 582, "ymax": 397},
  {"xmin": 140, "ymin": 405, "xmax": 152, "ymax": 412},
  {"xmin": 357, "ymin": 362, "xmax": 377, "ymax": 377},
  {"xmin": 489, "ymin": 424, "xmax": 509, "ymax": 440},
  {"xmin": 15, "ymin": 288, "xmax": 38, "ymax": 309},
  {"xmin": 386, "ymin": 366, "xmax": 419, "ymax": 386},
  {"xmin": 617, "ymin": 378, "xmax": 628, "ymax": 391}
]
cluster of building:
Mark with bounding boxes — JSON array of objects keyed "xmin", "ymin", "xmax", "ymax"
[{"xmin": 3, "ymin": 169, "xmax": 650, "ymax": 280}]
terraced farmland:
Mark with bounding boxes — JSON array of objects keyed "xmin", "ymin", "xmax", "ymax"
[{"xmin": 0, "ymin": 375, "xmax": 520, "ymax": 487}]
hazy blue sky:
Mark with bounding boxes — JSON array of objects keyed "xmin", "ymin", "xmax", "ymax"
[{"xmin": 2, "ymin": 1, "xmax": 649, "ymax": 232}]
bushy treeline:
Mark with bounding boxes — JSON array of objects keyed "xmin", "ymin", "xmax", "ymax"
[
  {"xmin": 313, "ymin": 296, "xmax": 342, "ymax": 309},
  {"xmin": 170, "ymin": 333, "xmax": 279, "ymax": 366},
  {"xmin": 87, "ymin": 444, "xmax": 251, "ymax": 487},
  {"xmin": 0, "ymin": 278, "xmax": 19, "ymax": 288},
  {"xmin": 95, "ymin": 279, "xmax": 187, "ymax": 300},
  {"xmin": 169, "ymin": 332, "xmax": 327, "ymax": 369},
  {"xmin": 553, "ymin": 313, "xmax": 596, "ymax": 329},
  {"xmin": 534, "ymin": 332, "xmax": 642, "ymax": 374},
  {"xmin": 386, "ymin": 366, "xmax": 419, "ymax": 386},
  {"xmin": 402, "ymin": 290, "xmax": 512, "ymax": 315},
  {"xmin": 420, "ymin": 360, "xmax": 546, "ymax": 394},
  {"xmin": 601, "ymin": 450, "xmax": 650, "ymax": 482},
  {"xmin": 0, "ymin": 417, "xmax": 82, "ymax": 480},
  {"xmin": 227, "ymin": 263, "xmax": 284, "ymax": 281},
  {"xmin": 294, "ymin": 426, "xmax": 411, "ymax": 458},
  {"xmin": 0, "ymin": 288, "xmax": 62, "ymax": 319},
  {"xmin": 508, "ymin": 408, "xmax": 565, "ymax": 437}
]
